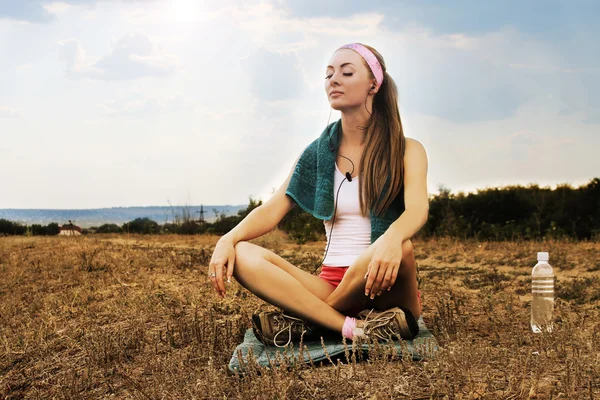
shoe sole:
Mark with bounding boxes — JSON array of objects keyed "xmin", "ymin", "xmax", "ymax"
[
  {"xmin": 252, "ymin": 313, "xmax": 275, "ymax": 346},
  {"xmin": 251, "ymin": 312, "xmax": 290, "ymax": 347}
]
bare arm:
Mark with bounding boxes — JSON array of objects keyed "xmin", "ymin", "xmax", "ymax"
[
  {"xmin": 208, "ymin": 155, "xmax": 300, "ymax": 296},
  {"xmin": 222, "ymin": 155, "xmax": 299, "ymax": 245},
  {"xmin": 363, "ymin": 138, "xmax": 429, "ymax": 297}
]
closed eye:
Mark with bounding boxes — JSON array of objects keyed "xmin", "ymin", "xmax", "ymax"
[{"xmin": 325, "ymin": 73, "xmax": 354, "ymax": 79}]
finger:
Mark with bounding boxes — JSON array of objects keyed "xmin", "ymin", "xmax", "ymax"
[
  {"xmin": 364, "ymin": 261, "xmax": 371, "ymax": 280},
  {"xmin": 370, "ymin": 265, "xmax": 387, "ymax": 299},
  {"xmin": 389, "ymin": 264, "xmax": 400, "ymax": 290},
  {"xmin": 365, "ymin": 263, "xmax": 379, "ymax": 296},
  {"xmin": 226, "ymin": 252, "xmax": 235, "ymax": 284},
  {"xmin": 376, "ymin": 266, "xmax": 393, "ymax": 295},
  {"xmin": 208, "ymin": 263, "xmax": 219, "ymax": 294},
  {"xmin": 215, "ymin": 262, "xmax": 225, "ymax": 296}
]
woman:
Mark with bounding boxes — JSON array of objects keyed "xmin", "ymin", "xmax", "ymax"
[{"xmin": 208, "ymin": 43, "xmax": 429, "ymax": 347}]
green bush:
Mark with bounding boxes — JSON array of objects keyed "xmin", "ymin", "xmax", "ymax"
[
  {"xmin": 97, "ymin": 223, "xmax": 123, "ymax": 234},
  {"xmin": 0, "ymin": 219, "xmax": 27, "ymax": 235},
  {"xmin": 122, "ymin": 218, "xmax": 159, "ymax": 234}
]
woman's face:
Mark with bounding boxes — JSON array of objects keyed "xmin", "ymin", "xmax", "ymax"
[{"xmin": 325, "ymin": 48, "xmax": 375, "ymax": 111}]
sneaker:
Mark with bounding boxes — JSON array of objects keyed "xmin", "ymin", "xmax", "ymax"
[
  {"xmin": 355, "ymin": 307, "xmax": 419, "ymax": 341},
  {"xmin": 252, "ymin": 310, "xmax": 314, "ymax": 347}
]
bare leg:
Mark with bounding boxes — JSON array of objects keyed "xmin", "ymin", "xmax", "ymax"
[
  {"xmin": 232, "ymin": 241, "xmax": 345, "ymax": 332},
  {"xmin": 325, "ymin": 239, "xmax": 421, "ymax": 319},
  {"xmin": 370, "ymin": 240, "xmax": 421, "ymax": 319}
]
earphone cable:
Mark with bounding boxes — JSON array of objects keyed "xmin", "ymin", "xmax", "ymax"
[
  {"xmin": 357, "ymin": 86, "xmax": 374, "ymax": 131},
  {"xmin": 313, "ymin": 154, "xmax": 355, "ymax": 274}
]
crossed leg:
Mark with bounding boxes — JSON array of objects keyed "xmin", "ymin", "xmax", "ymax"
[
  {"xmin": 232, "ymin": 238, "xmax": 420, "ymax": 333},
  {"xmin": 325, "ymin": 239, "xmax": 421, "ymax": 320},
  {"xmin": 232, "ymin": 241, "xmax": 341, "ymax": 331}
]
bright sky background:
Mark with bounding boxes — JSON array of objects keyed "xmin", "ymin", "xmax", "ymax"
[{"xmin": 1, "ymin": 0, "xmax": 598, "ymax": 209}]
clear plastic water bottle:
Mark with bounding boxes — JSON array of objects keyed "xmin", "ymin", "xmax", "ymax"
[{"xmin": 531, "ymin": 252, "xmax": 554, "ymax": 333}]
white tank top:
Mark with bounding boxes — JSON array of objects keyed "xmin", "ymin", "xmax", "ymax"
[{"xmin": 322, "ymin": 162, "xmax": 371, "ymax": 266}]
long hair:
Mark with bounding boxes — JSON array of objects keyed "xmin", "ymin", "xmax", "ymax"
[{"xmin": 356, "ymin": 44, "xmax": 406, "ymax": 218}]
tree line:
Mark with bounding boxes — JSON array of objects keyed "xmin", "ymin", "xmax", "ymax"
[{"xmin": 1, "ymin": 178, "xmax": 598, "ymax": 242}]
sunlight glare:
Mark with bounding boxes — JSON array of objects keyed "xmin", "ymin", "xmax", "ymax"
[{"xmin": 165, "ymin": 0, "xmax": 203, "ymax": 23}]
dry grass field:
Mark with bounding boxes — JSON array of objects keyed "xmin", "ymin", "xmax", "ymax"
[{"xmin": 1, "ymin": 231, "xmax": 599, "ymax": 399}]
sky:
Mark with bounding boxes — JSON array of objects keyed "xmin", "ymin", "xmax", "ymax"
[{"xmin": 0, "ymin": 0, "xmax": 599, "ymax": 209}]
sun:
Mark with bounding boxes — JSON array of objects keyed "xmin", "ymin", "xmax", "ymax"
[{"xmin": 164, "ymin": 0, "xmax": 203, "ymax": 23}]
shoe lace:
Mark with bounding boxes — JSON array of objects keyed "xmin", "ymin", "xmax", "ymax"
[
  {"xmin": 272, "ymin": 312, "xmax": 307, "ymax": 348},
  {"xmin": 358, "ymin": 309, "xmax": 401, "ymax": 341}
]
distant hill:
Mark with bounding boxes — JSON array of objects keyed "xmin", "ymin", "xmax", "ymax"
[{"xmin": 0, "ymin": 205, "xmax": 246, "ymax": 228}]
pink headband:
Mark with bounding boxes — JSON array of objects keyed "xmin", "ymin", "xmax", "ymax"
[{"xmin": 339, "ymin": 43, "xmax": 384, "ymax": 91}]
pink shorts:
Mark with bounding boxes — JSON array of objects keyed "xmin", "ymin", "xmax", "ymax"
[
  {"xmin": 319, "ymin": 265, "xmax": 349, "ymax": 288},
  {"xmin": 319, "ymin": 265, "xmax": 422, "ymax": 313}
]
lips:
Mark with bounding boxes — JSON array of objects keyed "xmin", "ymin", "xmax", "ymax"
[{"xmin": 330, "ymin": 91, "xmax": 343, "ymax": 96}]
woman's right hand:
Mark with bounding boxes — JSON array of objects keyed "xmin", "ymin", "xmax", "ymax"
[{"xmin": 208, "ymin": 236, "xmax": 236, "ymax": 298}]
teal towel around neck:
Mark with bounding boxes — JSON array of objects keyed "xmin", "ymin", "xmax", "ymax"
[{"xmin": 285, "ymin": 118, "xmax": 405, "ymax": 244}]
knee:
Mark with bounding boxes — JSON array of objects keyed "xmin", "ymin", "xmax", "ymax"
[
  {"xmin": 231, "ymin": 241, "xmax": 256, "ymax": 278},
  {"xmin": 402, "ymin": 239, "xmax": 414, "ymax": 258},
  {"xmin": 233, "ymin": 241, "xmax": 256, "ymax": 265},
  {"xmin": 233, "ymin": 240, "xmax": 250, "ymax": 254},
  {"xmin": 400, "ymin": 239, "xmax": 416, "ymax": 275},
  {"xmin": 234, "ymin": 241, "xmax": 269, "ymax": 265}
]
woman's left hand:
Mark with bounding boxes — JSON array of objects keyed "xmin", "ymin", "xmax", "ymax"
[{"xmin": 364, "ymin": 233, "xmax": 403, "ymax": 299}]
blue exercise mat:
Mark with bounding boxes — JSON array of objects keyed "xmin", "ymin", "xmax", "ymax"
[{"xmin": 229, "ymin": 316, "xmax": 439, "ymax": 373}]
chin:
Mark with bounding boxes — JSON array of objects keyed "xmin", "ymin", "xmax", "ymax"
[
  {"xmin": 328, "ymin": 99, "xmax": 348, "ymax": 111},
  {"xmin": 328, "ymin": 101, "xmax": 358, "ymax": 112}
]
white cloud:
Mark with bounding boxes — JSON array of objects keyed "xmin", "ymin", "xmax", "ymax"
[
  {"xmin": 409, "ymin": 94, "xmax": 600, "ymax": 195},
  {"xmin": 58, "ymin": 33, "xmax": 179, "ymax": 80},
  {"xmin": 229, "ymin": 3, "xmax": 384, "ymax": 51},
  {"xmin": 43, "ymin": 2, "xmax": 72, "ymax": 16},
  {"xmin": 57, "ymin": 38, "xmax": 99, "ymax": 76},
  {"xmin": 16, "ymin": 63, "xmax": 33, "ymax": 71},
  {"xmin": 1, "ymin": 0, "xmax": 597, "ymax": 208},
  {"xmin": 0, "ymin": 106, "xmax": 21, "ymax": 118},
  {"xmin": 221, "ymin": 7, "xmax": 599, "ymax": 123},
  {"xmin": 245, "ymin": 49, "xmax": 304, "ymax": 101},
  {"xmin": 120, "ymin": 2, "xmax": 231, "ymax": 25},
  {"xmin": 98, "ymin": 94, "xmax": 190, "ymax": 117}
]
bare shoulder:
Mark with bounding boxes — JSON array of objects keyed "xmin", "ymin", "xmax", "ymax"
[
  {"xmin": 404, "ymin": 137, "xmax": 428, "ymax": 161},
  {"xmin": 405, "ymin": 137, "xmax": 425, "ymax": 152}
]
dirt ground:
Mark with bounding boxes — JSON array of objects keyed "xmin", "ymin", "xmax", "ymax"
[{"xmin": 1, "ymin": 231, "xmax": 599, "ymax": 399}]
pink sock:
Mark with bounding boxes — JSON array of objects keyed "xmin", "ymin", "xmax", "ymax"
[{"xmin": 342, "ymin": 316, "xmax": 357, "ymax": 339}]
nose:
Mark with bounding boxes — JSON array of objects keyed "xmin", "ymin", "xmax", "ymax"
[{"xmin": 328, "ymin": 70, "xmax": 341, "ymax": 87}]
